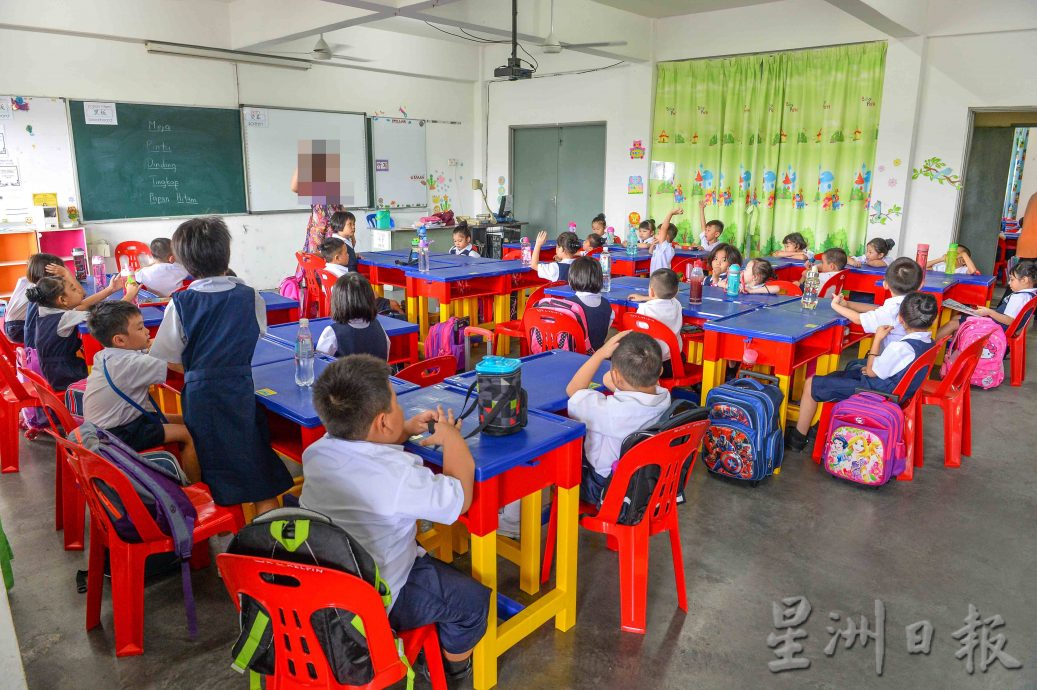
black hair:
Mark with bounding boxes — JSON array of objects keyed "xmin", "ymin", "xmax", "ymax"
[
  {"xmin": 319, "ymin": 237, "xmax": 346, "ymax": 263},
  {"xmin": 748, "ymin": 258, "xmax": 775, "ymax": 284},
  {"xmin": 568, "ymin": 256, "xmax": 603, "ymax": 293},
  {"xmin": 649, "ymin": 268, "xmax": 679, "ymax": 299},
  {"xmin": 708, "ymin": 242, "xmax": 742, "ymax": 270},
  {"xmin": 27, "ymin": 253, "xmax": 65, "ymax": 283},
  {"xmin": 585, "ymin": 233, "xmax": 604, "ymax": 249},
  {"xmin": 705, "ymin": 218, "xmax": 725, "ymax": 232},
  {"xmin": 329, "ymin": 211, "xmax": 356, "ymax": 234},
  {"xmin": 25, "ymin": 276, "xmax": 67, "ymax": 308},
  {"xmin": 150, "ymin": 237, "xmax": 174, "ymax": 262},
  {"xmin": 591, "ymin": 213, "xmax": 606, "ymax": 229},
  {"xmin": 172, "ymin": 216, "xmax": 230, "ymax": 278},
  {"xmin": 885, "ymin": 257, "xmax": 924, "ymax": 295},
  {"xmin": 556, "ymin": 231, "xmax": 581, "ymax": 256},
  {"xmin": 1010, "ymin": 258, "xmax": 1037, "ymax": 283},
  {"xmin": 638, "ymin": 219, "xmax": 656, "ymax": 233},
  {"xmin": 899, "ymin": 292, "xmax": 938, "ymax": 330},
  {"xmin": 313, "ymin": 354, "xmax": 393, "ymax": 441},
  {"xmin": 662, "ymin": 223, "xmax": 677, "ymax": 241},
  {"xmin": 452, "ymin": 222, "xmax": 472, "ymax": 242},
  {"xmin": 868, "ymin": 237, "xmax": 895, "ymax": 256},
  {"xmin": 823, "ymin": 247, "xmax": 848, "ymax": 270},
  {"xmin": 331, "ymin": 273, "xmax": 377, "ymax": 323},
  {"xmin": 87, "ymin": 301, "xmax": 142, "ymax": 347},
  {"xmin": 782, "ymin": 232, "xmax": 808, "ymax": 250},
  {"xmin": 611, "ymin": 332, "xmax": 663, "ymax": 388},
  {"xmin": 956, "ymin": 243, "xmax": 971, "ymax": 257},
  {"xmin": 225, "ymin": 268, "xmax": 237, "ymax": 277}
]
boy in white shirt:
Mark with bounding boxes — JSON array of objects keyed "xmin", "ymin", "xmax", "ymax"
[
  {"xmin": 567, "ymin": 330, "xmax": 672, "ymax": 504},
  {"xmin": 800, "ymin": 247, "xmax": 848, "ymax": 290},
  {"xmin": 135, "ymin": 238, "xmax": 190, "ymax": 297},
  {"xmin": 83, "ymin": 301, "xmax": 200, "ymax": 481},
  {"xmin": 927, "ymin": 243, "xmax": 979, "ymax": 275},
  {"xmin": 693, "ymin": 199, "xmax": 724, "ymax": 251},
  {"xmin": 320, "ymin": 237, "xmax": 404, "ymax": 313},
  {"xmin": 300, "ymin": 355, "xmax": 489, "ymax": 681},
  {"xmin": 629, "ymin": 268, "xmax": 684, "ymax": 378},
  {"xmin": 830, "ymin": 257, "xmax": 924, "ymax": 352}
]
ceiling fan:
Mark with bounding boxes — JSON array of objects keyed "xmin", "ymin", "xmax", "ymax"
[
  {"xmin": 271, "ymin": 33, "xmax": 371, "ymax": 63},
  {"xmin": 538, "ymin": 0, "xmax": 627, "ymax": 54}
]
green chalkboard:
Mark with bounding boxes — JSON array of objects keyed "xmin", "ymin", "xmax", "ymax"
[{"xmin": 68, "ymin": 101, "xmax": 247, "ymax": 221}]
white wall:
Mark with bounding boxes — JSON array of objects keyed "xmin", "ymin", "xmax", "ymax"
[{"xmin": 1016, "ymin": 128, "xmax": 1037, "ymax": 217}]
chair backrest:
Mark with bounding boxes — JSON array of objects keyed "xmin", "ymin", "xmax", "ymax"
[
  {"xmin": 621, "ymin": 312, "xmax": 686, "ymax": 379},
  {"xmin": 295, "ymin": 252, "xmax": 327, "ymax": 319},
  {"xmin": 1006, "ymin": 294, "xmax": 1037, "ymax": 340},
  {"xmin": 891, "ymin": 335, "xmax": 950, "ymax": 404},
  {"xmin": 0, "ymin": 349, "xmax": 34, "ymax": 403},
  {"xmin": 584, "ymin": 247, "xmax": 603, "ymax": 257},
  {"xmin": 766, "ymin": 280, "xmax": 803, "ymax": 296},
  {"xmin": 523, "ymin": 307, "xmax": 589, "ymax": 354},
  {"xmin": 21, "ymin": 369, "xmax": 79, "ymax": 436},
  {"xmin": 929, "ymin": 333, "xmax": 991, "ymax": 398},
  {"xmin": 114, "ymin": 241, "xmax": 152, "ymax": 272},
  {"xmin": 216, "ymin": 553, "xmax": 409, "ymax": 689},
  {"xmin": 814, "ymin": 252, "xmax": 825, "ymax": 260},
  {"xmin": 595, "ymin": 420, "xmax": 709, "ymax": 528},
  {"xmin": 316, "ymin": 269, "xmax": 339, "ymax": 319},
  {"xmin": 818, "ymin": 270, "xmax": 847, "ymax": 298},
  {"xmin": 395, "ymin": 355, "xmax": 457, "ymax": 387},
  {"xmin": 516, "ymin": 281, "xmax": 563, "ymax": 318},
  {"xmin": 0, "ymin": 332, "xmax": 18, "ymax": 367}
]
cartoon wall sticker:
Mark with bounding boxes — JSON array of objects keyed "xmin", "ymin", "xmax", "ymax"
[
  {"xmin": 657, "ymin": 131, "xmax": 670, "ymax": 144},
  {"xmin": 628, "ymin": 176, "xmax": 644, "ymax": 194},
  {"xmin": 630, "ymin": 140, "xmax": 645, "ymax": 159}
]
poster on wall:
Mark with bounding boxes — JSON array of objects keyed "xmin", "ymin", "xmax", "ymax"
[
  {"xmin": 0, "ymin": 98, "xmax": 11, "ymax": 122},
  {"xmin": 0, "ymin": 127, "xmax": 6, "ymax": 156},
  {"xmin": 83, "ymin": 102, "xmax": 118, "ymax": 126},
  {"xmin": 242, "ymin": 107, "xmax": 269, "ymax": 128},
  {"xmin": 0, "ymin": 165, "xmax": 20, "ymax": 187},
  {"xmin": 628, "ymin": 175, "xmax": 644, "ymax": 194}
]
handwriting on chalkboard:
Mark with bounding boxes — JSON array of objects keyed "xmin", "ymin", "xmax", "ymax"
[
  {"xmin": 146, "ymin": 159, "xmax": 176, "ymax": 172},
  {"xmin": 147, "ymin": 121, "xmax": 171, "ymax": 132},
  {"xmin": 146, "ymin": 141, "xmax": 172, "ymax": 153}
]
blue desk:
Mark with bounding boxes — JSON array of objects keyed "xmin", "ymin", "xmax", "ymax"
[
  {"xmin": 259, "ymin": 290, "xmax": 301, "ymax": 324},
  {"xmin": 251, "ymin": 338, "xmax": 296, "ymax": 367},
  {"xmin": 443, "ymin": 350, "xmax": 610, "ymax": 414},
  {"xmin": 265, "ymin": 315, "xmax": 420, "ymax": 365}
]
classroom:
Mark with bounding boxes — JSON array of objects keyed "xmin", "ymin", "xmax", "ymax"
[{"xmin": 0, "ymin": 0, "xmax": 1036, "ymax": 687}]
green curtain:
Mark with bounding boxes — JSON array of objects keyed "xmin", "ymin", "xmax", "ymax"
[{"xmin": 649, "ymin": 42, "xmax": 886, "ymax": 255}]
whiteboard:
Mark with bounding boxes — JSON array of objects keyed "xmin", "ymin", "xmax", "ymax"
[
  {"xmin": 242, "ymin": 106, "xmax": 370, "ymax": 213},
  {"xmin": 370, "ymin": 117, "xmax": 428, "ymax": 209}
]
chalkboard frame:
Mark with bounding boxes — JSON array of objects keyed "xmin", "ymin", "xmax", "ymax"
[
  {"xmin": 66, "ymin": 99, "xmax": 249, "ymax": 223},
  {"xmin": 368, "ymin": 115, "xmax": 430, "ymax": 211}
]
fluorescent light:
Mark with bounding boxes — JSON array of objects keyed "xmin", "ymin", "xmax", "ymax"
[{"xmin": 145, "ymin": 41, "xmax": 312, "ymax": 70}]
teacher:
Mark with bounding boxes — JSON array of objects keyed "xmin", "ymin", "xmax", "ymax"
[
  {"xmin": 291, "ymin": 167, "xmax": 348, "ymax": 254},
  {"xmin": 1018, "ymin": 191, "xmax": 1037, "ymax": 261}
]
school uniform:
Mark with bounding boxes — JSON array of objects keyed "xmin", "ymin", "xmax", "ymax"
[
  {"xmin": 134, "ymin": 262, "xmax": 190, "ymax": 297},
  {"xmin": 996, "ymin": 287, "xmax": 1037, "ymax": 330},
  {"xmin": 316, "ymin": 319, "xmax": 390, "ymax": 360},
  {"xmin": 636, "ymin": 298, "xmax": 683, "ymax": 369},
  {"xmin": 817, "ymin": 270, "xmax": 838, "ymax": 288},
  {"xmin": 449, "ymin": 244, "xmax": 479, "ymax": 257},
  {"xmin": 852, "ymin": 254, "xmax": 893, "ymax": 266},
  {"xmin": 323, "ymin": 262, "xmax": 398, "ymax": 315},
  {"xmin": 699, "ymin": 233, "xmax": 721, "ymax": 252},
  {"xmin": 858, "ymin": 294, "xmax": 907, "ymax": 351},
  {"xmin": 536, "ymin": 258, "xmax": 575, "ymax": 282},
  {"xmin": 26, "ymin": 305, "xmax": 88, "ymax": 391},
  {"xmin": 84, "ymin": 348, "xmax": 168, "ymax": 451},
  {"xmin": 567, "ymin": 386, "xmax": 671, "ymax": 505},
  {"xmin": 333, "ymin": 235, "xmax": 360, "ymax": 272},
  {"xmin": 705, "ymin": 273, "xmax": 727, "ymax": 288},
  {"xmin": 300, "ymin": 436, "xmax": 490, "ymax": 654},
  {"xmin": 570, "ymin": 291, "xmax": 614, "ymax": 351},
  {"xmin": 149, "ymin": 276, "xmax": 292, "ymax": 505},
  {"xmin": 4, "ymin": 277, "xmax": 32, "ymax": 343},
  {"xmin": 929, "ymin": 261, "xmax": 970, "ymax": 275},
  {"xmin": 812, "ymin": 332, "xmax": 933, "ymax": 403},
  {"xmin": 650, "ymin": 240, "xmax": 675, "ymax": 273}
]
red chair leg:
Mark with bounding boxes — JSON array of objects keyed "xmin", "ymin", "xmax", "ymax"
[
  {"xmin": 898, "ymin": 402, "xmax": 917, "ymax": 482},
  {"xmin": 1010, "ymin": 342, "xmax": 1025, "ymax": 386},
  {"xmin": 110, "ymin": 542, "xmax": 148, "ymax": 656},
  {"xmin": 961, "ymin": 390, "xmax": 973, "ymax": 457},
  {"xmin": 667, "ymin": 521, "xmax": 688, "ymax": 613},
  {"xmin": 422, "ymin": 627, "xmax": 447, "ymax": 690},
  {"xmin": 541, "ymin": 497, "xmax": 557, "ymax": 585},
  {"xmin": 189, "ymin": 542, "xmax": 212, "ymax": 570},
  {"xmin": 913, "ymin": 401, "xmax": 924, "ymax": 468},
  {"xmin": 0, "ymin": 405, "xmax": 19, "ymax": 473},
  {"xmin": 942, "ymin": 397, "xmax": 963, "ymax": 468},
  {"xmin": 86, "ymin": 522, "xmax": 105, "ymax": 631},
  {"xmin": 54, "ymin": 445, "xmax": 64, "ymax": 530},
  {"xmin": 61, "ymin": 460, "xmax": 84, "ymax": 550},
  {"xmin": 811, "ymin": 405, "xmax": 832, "ymax": 463},
  {"xmin": 615, "ymin": 522, "xmax": 650, "ymax": 634}
]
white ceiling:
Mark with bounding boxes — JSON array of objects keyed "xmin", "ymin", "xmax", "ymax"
[{"xmin": 590, "ymin": 0, "xmax": 782, "ymax": 18}]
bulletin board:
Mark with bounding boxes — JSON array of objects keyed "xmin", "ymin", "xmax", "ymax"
[{"xmin": 370, "ymin": 116, "xmax": 428, "ymax": 209}]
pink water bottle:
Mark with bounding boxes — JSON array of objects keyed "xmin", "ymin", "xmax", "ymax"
[{"xmin": 915, "ymin": 244, "xmax": 929, "ymax": 269}]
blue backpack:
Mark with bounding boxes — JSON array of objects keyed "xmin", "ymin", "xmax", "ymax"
[{"xmin": 702, "ymin": 372, "xmax": 784, "ymax": 485}]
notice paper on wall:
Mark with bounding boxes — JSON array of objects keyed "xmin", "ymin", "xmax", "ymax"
[
  {"xmin": 83, "ymin": 102, "xmax": 118, "ymax": 126},
  {"xmin": 0, "ymin": 165, "xmax": 20, "ymax": 187},
  {"xmin": 0, "ymin": 127, "xmax": 6, "ymax": 156},
  {"xmin": 0, "ymin": 99, "xmax": 11, "ymax": 122},
  {"xmin": 243, "ymin": 107, "xmax": 268, "ymax": 128}
]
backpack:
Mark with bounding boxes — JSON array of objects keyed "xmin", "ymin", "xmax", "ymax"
[
  {"xmin": 939, "ymin": 316, "xmax": 1006, "ymax": 389},
  {"xmin": 67, "ymin": 423, "xmax": 198, "ymax": 635},
  {"xmin": 610, "ymin": 400, "xmax": 708, "ymax": 524},
  {"xmin": 527, "ymin": 297, "xmax": 592, "ymax": 354},
  {"xmin": 821, "ymin": 391, "xmax": 906, "ymax": 486},
  {"xmin": 702, "ymin": 372, "xmax": 784, "ymax": 484},
  {"xmin": 424, "ymin": 316, "xmax": 469, "ymax": 371},
  {"xmin": 278, "ymin": 272, "xmax": 302, "ymax": 302},
  {"xmin": 64, "ymin": 379, "xmax": 88, "ymax": 422},
  {"xmin": 19, "ymin": 346, "xmax": 51, "ymax": 431},
  {"xmin": 226, "ymin": 507, "xmax": 409, "ymax": 688}
]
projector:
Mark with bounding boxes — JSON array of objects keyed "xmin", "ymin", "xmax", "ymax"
[{"xmin": 494, "ymin": 57, "xmax": 533, "ymax": 80}]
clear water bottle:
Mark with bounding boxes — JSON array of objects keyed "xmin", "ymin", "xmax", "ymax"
[
  {"xmin": 417, "ymin": 238, "xmax": 430, "ymax": 272},
  {"xmin": 626, "ymin": 227, "xmax": 638, "ymax": 256},
  {"xmin": 71, "ymin": 247, "xmax": 88, "ymax": 281},
  {"xmin": 605, "ymin": 226, "xmax": 616, "ymax": 245},
  {"xmin": 688, "ymin": 261, "xmax": 704, "ymax": 304},
  {"xmin": 599, "ymin": 246, "xmax": 612, "ymax": 293},
  {"xmin": 294, "ymin": 318, "xmax": 315, "ymax": 387},
  {"xmin": 801, "ymin": 266, "xmax": 820, "ymax": 310},
  {"xmin": 520, "ymin": 237, "xmax": 532, "ymax": 266},
  {"xmin": 726, "ymin": 263, "xmax": 741, "ymax": 297},
  {"xmin": 91, "ymin": 255, "xmax": 107, "ymax": 290}
]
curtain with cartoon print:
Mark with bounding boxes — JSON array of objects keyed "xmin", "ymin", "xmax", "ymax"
[{"xmin": 649, "ymin": 42, "xmax": 886, "ymax": 256}]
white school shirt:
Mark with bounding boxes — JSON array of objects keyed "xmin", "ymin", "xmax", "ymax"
[
  {"xmin": 536, "ymin": 258, "xmax": 574, "ymax": 282},
  {"xmin": 568, "ymin": 387, "xmax": 672, "ymax": 477},
  {"xmin": 699, "ymin": 233, "xmax": 721, "ymax": 252},
  {"xmin": 6, "ymin": 278, "xmax": 32, "ymax": 322},
  {"xmin": 870, "ymin": 331, "xmax": 932, "ymax": 381},
  {"xmin": 817, "ymin": 271, "xmax": 838, "ymax": 289},
  {"xmin": 84, "ymin": 348, "xmax": 168, "ymax": 429},
  {"xmin": 852, "ymin": 254, "xmax": 893, "ymax": 266},
  {"xmin": 134, "ymin": 262, "xmax": 190, "ymax": 297},
  {"xmin": 929, "ymin": 261, "xmax": 969, "ymax": 275},
  {"xmin": 324, "ymin": 262, "xmax": 349, "ymax": 277},
  {"xmin": 1002, "ymin": 288, "xmax": 1037, "ymax": 320},
  {"xmin": 858, "ymin": 294, "xmax": 906, "ymax": 350},
  {"xmin": 37, "ymin": 306, "xmax": 89, "ymax": 337},
  {"xmin": 316, "ymin": 319, "xmax": 391, "ymax": 358},
  {"xmin": 300, "ymin": 437, "xmax": 464, "ymax": 606},
  {"xmin": 636, "ymin": 298, "xmax": 683, "ymax": 360},
  {"xmin": 650, "ymin": 241, "xmax": 675, "ymax": 273},
  {"xmin": 449, "ymin": 244, "xmax": 480, "ymax": 257},
  {"xmin": 148, "ymin": 276, "xmax": 267, "ymax": 364}
]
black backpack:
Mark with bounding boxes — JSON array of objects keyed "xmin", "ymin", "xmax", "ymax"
[
  {"xmin": 611, "ymin": 400, "xmax": 708, "ymax": 525},
  {"xmin": 226, "ymin": 507, "xmax": 400, "ymax": 687}
]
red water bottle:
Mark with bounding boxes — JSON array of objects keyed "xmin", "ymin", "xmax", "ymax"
[
  {"xmin": 915, "ymin": 244, "xmax": 929, "ymax": 270},
  {"xmin": 688, "ymin": 260, "xmax": 704, "ymax": 304}
]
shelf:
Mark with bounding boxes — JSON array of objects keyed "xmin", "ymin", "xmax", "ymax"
[{"xmin": 0, "ymin": 260, "xmax": 29, "ymax": 267}]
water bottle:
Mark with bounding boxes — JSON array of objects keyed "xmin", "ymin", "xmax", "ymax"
[
  {"xmin": 626, "ymin": 227, "xmax": 638, "ymax": 256},
  {"xmin": 915, "ymin": 243, "xmax": 929, "ymax": 270},
  {"xmin": 605, "ymin": 226, "xmax": 616, "ymax": 245},
  {"xmin": 726, "ymin": 263, "xmax": 741, "ymax": 297},
  {"xmin": 599, "ymin": 247, "xmax": 612, "ymax": 293},
  {"xmin": 688, "ymin": 261, "xmax": 704, "ymax": 304},
  {"xmin": 91, "ymin": 255, "xmax": 107, "ymax": 290},
  {"xmin": 520, "ymin": 237, "xmax": 532, "ymax": 267},
  {"xmin": 71, "ymin": 247, "xmax": 88, "ymax": 281},
  {"xmin": 294, "ymin": 318, "xmax": 315, "ymax": 387},
  {"xmin": 418, "ymin": 238, "xmax": 430, "ymax": 272},
  {"xmin": 567, "ymin": 222, "xmax": 577, "ymax": 234},
  {"xmin": 945, "ymin": 243, "xmax": 958, "ymax": 274},
  {"xmin": 801, "ymin": 266, "xmax": 820, "ymax": 310}
]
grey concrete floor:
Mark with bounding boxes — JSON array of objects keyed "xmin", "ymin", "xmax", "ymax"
[{"xmin": 2, "ymin": 333, "xmax": 1036, "ymax": 689}]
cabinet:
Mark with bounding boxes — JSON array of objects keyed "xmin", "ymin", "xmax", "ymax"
[{"xmin": 0, "ymin": 226, "xmax": 87, "ymax": 298}]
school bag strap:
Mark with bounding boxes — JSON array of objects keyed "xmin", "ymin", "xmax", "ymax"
[{"xmin": 101, "ymin": 357, "xmax": 168, "ymax": 425}]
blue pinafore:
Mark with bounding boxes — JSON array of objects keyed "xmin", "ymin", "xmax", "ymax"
[{"xmin": 173, "ymin": 284, "xmax": 293, "ymax": 505}]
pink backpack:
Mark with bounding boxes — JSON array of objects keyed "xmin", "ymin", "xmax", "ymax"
[
  {"xmin": 424, "ymin": 317, "xmax": 469, "ymax": 371},
  {"xmin": 821, "ymin": 392, "xmax": 906, "ymax": 486},
  {"xmin": 278, "ymin": 273, "xmax": 302, "ymax": 302},
  {"xmin": 940, "ymin": 316, "xmax": 1005, "ymax": 389},
  {"xmin": 528, "ymin": 297, "xmax": 592, "ymax": 354}
]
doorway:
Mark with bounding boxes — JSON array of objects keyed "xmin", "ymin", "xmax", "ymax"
[{"xmin": 511, "ymin": 124, "xmax": 606, "ymax": 240}]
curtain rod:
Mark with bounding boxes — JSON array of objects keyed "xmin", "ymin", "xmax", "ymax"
[{"xmin": 659, "ymin": 38, "xmax": 886, "ymax": 65}]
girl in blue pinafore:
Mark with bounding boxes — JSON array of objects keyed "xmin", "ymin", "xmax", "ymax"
[{"xmin": 149, "ymin": 217, "xmax": 292, "ymax": 512}]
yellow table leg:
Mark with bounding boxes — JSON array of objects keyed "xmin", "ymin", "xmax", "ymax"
[
  {"xmin": 857, "ymin": 336, "xmax": 873, "ymax": 359},
  {"xmin": 494, "ymin": 295, "xmax": 511, "ymax": 355},
  {"xmin": 776, "ymin": 373, "xmax": 792, "ymax": 430},
  {"xmin": 470, "ymin": 531, "xmax": 498, "ymax": 690},
  {"xmin": 372, "ymin": 284, "xmax": 384, "ymax": 297},
  {"xmin": 554, "ymin": 485, "xmax": 579, "ymax": 632},
  {"xmin": 518, "ymin": 490, "xmax": 542, "ymax": 595},
  {"xmin": 452, "ymin": 522, "xmax": 469, "ymax": 555},
  {"xmin": 700, "ymin": 358, "xmax": 722, "ymax": 406},
  {"xmin": 440, "ymin": 301, "xmax": 453, "ymax": 323}
]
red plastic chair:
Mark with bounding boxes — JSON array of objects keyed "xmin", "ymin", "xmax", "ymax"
[
  {"xmin": 765, "ymin": 280, "xmax": 803, "ymax": 296},
  {"xmin": 620, "ymin": 312, "xmax": 699, "ymax": 389},
  {"xmin": 491, "ymin": 281, "xmax": 559, "ymax": 356},
  {"xmin": 584, "ymin": 247, "xmax": 603, "ymax": 257},
  {"xmin": 917, "ymin": 334, "xmax": 991, "ymax": 468},
  {"xmin": 55, "ymin": 435, "xmax": 243, "ymax": 657},
  {"xmin": 819, "ymin": 270, "xmax": 847, "ymax": 298},
  {"xmin": 813, "ymin": 252, "xmax": 824, "ymax": 261},
  {"xmin": 296, "ymin": 252, "xmax": 327, "ymax": 320},
  {"xmin": 812, "ymin": 336, "xmax": 949, "ymax": 481},
  {"xmin": 542, "ymin": 420, "xmax": 709, "ymax": 633},
  {"xmin": 522, "ymin": 306, "xmax": 590, "ymax": 355},
  {"xmin": 217, "ymin": 553, "xmax": 447, "ymax": 690},
  {"xmin": 114, "ymin": 241, "xmax": 152, "ymax": 273},
  {"xmin": 0, "ymin": 347, "xmax": 41, "ymax": 473},
  {"xmin": 395, "ymin": 355, "xmax": 458, "ymax": 387},
  {"xmin": 1006, "ymin": 295, "xmax": 1037, "ymax": 386},
  {"xmin": 316, "ymin": 268, "xmax": 340, "ymax": 319}
]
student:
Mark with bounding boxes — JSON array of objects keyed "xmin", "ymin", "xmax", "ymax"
[
  {"xmin": 25, "ymin": 274, "xmax": 139, "ymax": 391},
  {"xmin": 564, "ymin": 257, "xmax": 614, "ymax": 351},
  {"xmin": 927, "ymin": 244, "xmax": 979, "ymax": 274},
  {"xmin": 149, "ymin": 217, "xmax": 293, "ymax": 513},
  {"xmin": 320, "ymin": 238, "xmax": 403, "ymax": 314},
  {"xmin": 135, "ymin": 237, "xmax": 190, "ymax": 297},
  {"xmin": 83, "ymin": 301, "xmax": 200, "ymax": 482},
  {"xmin": 650, "ymin": 211, "xmax": 678, "ymax": 273},
  {"xmin": 629, "ymin": 268, "xmax": 683, "ymax": 377},
  {"xmin": 787, "ymin": 292, "xmax": 937, "ymax": 451},
  {"xmin": 848, "ymin": 238, "xmax": 895, "ymax": 268},
  {"xmin": 802, "ymin": 247, "xmax": 848, "ymax": 289},
  {"xmin": 566, "ymin": 331, "xmax": 671, "ymax": 504},
  {"xmin": 449, "ymin": 222, "xmax": 479, "ymax": 257},
  {"xmin": 694, "ymin": 199, "xmax": 724, "ymax": 251},
  {"xmin": 328, "ymin": 211, "xmax": 359, "ymax": 271},
  {"xmin": 635, "ymin": 219, "xmax": 657, "ymax": 248},
  {"xmin": 316, "ymin": 273, "xmax": 390, "ymax": 360},
  {"xmin": 583, "ymin": 233, "xmax": 604, "ymax": 253},
  {"xmin": 936, "ymin": 259, "xmax": 1037, "ymax": 339},
  {"xmin": 773, "ymin": 232, "xmax": 811, "ymax": 260},
  {"xmin": 300, "ymin": 355, "xmax": 489, "ymax": 681},
  {"xmin": 531, "ymin": 230, "xmax": 580, "ymax": 282},
  {"xmin": 742, "ymin": 258, "xmax": 781, "ymax": 294},
  {"xmin": 704, "ymin": 243, "xmax": 743, "ymax": 287},
  {"xmin": 588, "ymin": 212, "xmax": 621, "ymax": 246},
  {"xmin": 830, "ymin": 257, "xmax": 924, "ymax": 351},
  {"xmin": 5, "ymin": 253, "xmax": 66, "ymax": 343}
]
